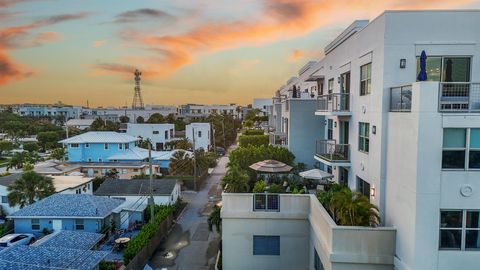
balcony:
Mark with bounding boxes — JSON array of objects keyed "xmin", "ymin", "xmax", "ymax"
[
  {"xmin": 315, "ymin": 93, "xmax": 351, "ymax": 116},
  {"xmin": 269, "ymin": 132, "xmax": 288, "ymax": 147},
  {"xmin": 390, "ymin": 85, "xmax": 412, "ymax": 112},
  {"xmin": 314, "ymin": 140, "xmax": 350, "ymax": 166},
  {"xmin": 439, "ymin": 82, "xmax": 480, "ymax": 112}
]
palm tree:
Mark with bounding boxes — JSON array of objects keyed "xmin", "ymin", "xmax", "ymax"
[
  {"xmin": 105, "ymin": 168, "xmax": 119, "ymax": 180},
  {"xmin": 221, "ymin": 165, "xmax": 249, "ymax": 193},
  {"xmin": 169, "ymin": 150, "xmax": 193, "ymax": 176},
  {"xmin": 7, "ymin": 171, "xmax": 55, "ymax": 208},
  {"xmin": 208, "ymin": 205, "xmax": 221, "ymax": 233}
]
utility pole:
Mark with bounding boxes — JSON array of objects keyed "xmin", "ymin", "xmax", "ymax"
[
  {"xmin": 222, "ymin": 118, "xmax": 226, "ymax": 148},
  {"xmin": 192, "ymin": 127, "xmax": 197, "ymax": 191},
  {"xmin": 212, "ymin": 126, "xmax": 216, "ymax": 151},
  {"xmin": 148, "ymin": 143, "xmax": 154, "ymax": 222}
]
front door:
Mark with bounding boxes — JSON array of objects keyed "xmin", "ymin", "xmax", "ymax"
[{"xmin": 52, "ymin": 220, "xmax": 62, "ymax": 231}]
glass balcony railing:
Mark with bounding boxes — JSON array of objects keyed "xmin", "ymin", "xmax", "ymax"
[
  {"xmin": 317, "ymin": 93, "xmax": 350, "ymax": 114},
  {"xmin": 315, "ymin": 140, "xmax": 350, "ymax": 163}
]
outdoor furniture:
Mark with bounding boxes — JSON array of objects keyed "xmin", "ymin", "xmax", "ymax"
[
  {"xmin": 249, "ymin": 160, "xmax": 293, "ymax": 173},
  {"xmin": 115, "ymin": 237, "xmax": 130, "ymax": 244}
]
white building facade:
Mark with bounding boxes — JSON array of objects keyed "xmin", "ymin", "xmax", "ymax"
[
  {"xmin": 186, "ymin": 123, "xmax": 211, "ymax": 151},
  {"xmin": 252, "ymin": 98, "xmax": 273, "ymax": 116},
  {"xmin": 124, "ymin": 123, "xmax": 175, "ymax": 151}
]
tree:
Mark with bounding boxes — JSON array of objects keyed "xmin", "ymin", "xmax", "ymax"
[
  {"xmin": 7, "ymin": 171, "xmax": 55, "ymax": 208},
  {"xmin": 119, "ymin": 116, "xmax": 130, "ymax": 123},
  {"xmin": 173, "ymin": 139, "xmax": 192, "ymax": 150},
  {"xmin": 208, "ymin": 205, "xmax": 221, "ymax": 233},
  {"xmin": 252, "ymin": 181, "xmax": 266, "ymax": 193},
  {"xmin": 147, "ymin": 113, "xmax": 165, "ymax": 123},
  {"xmin": 174, "ymin": 118, "xmax": 186, "ymax": 131},
  {"xmin": 37, "ymin": 131, "xmax": 60, "ymax": 151},
  {"xmin": 221, "ymin": 165, "xmax": 250, "ymax": 193},
  {"xmin": 50, "ymin": 147, "xmax": 66, "ymax": 161},
  {"xmin": 23, "ymin": 142, "xmax": 39, "ymax": 152},
  {"xmin": 228, "ymin": 145, "xmax": 295, "ymax": 172},
  {"xmin": 136, "ymin": 116, "xmax": 145, "ymax": 123},
  {"xmin": 244, "ymin": 120, "xmax": 254, "ymax": 129},
  {"xmin": 0, "ymin": 141, "xmax": 13, "ymax": 156},
  {"xmin": 165, "ymin": 113, "xmax": 175, "ymax": 124},
  {"xmin": 89, "ymin": 118, "xmax": 119, "ymax": 131},
  {"xmin": 137, "ymin": 139, "xmax": 152, "ymax": 150},
  {"xmin": 169, "ymin": 150, "xmax": 193, "ymax": 176},
  {"xmin": 238, "ymin": 135, "xmax": 269, "ymax": 147},
  {"xmin": 105, "ymin": 169, "xmax": 119, "ymax": 180}
]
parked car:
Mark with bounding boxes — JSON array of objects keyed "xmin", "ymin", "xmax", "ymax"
[
  {"xmin": 0, "ymin": 233, "xmax": 35, "ymax": 247},
  {"xmin": 215, "ymin": 147, "xmax": 226, "ymax": 156}
]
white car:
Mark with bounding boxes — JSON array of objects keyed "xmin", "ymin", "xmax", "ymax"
[{"xmin": 0, "ymin": 233, "xmax": 36, "ymax": 248}]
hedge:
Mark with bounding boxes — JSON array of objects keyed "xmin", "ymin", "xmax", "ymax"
[
  {"xmin": 123, "ymin": 204, "xmax": 177, "ymax": 264},
  {"xmin": 243, "ymin": 129, "xmax": 264, "ymax": 136},
  {"xmin": 238, "ymin": 135, "xmax": 269, "ymax": 147}
]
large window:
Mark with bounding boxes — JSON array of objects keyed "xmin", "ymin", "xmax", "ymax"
[
  {"xmin": 70, "ymin": 143, "xmax": 79, "ymax": 148},
  {"xmin": 440, "ymin": 210, "xmax": 480, "ymax": 250},
  {"xmin": 442, "ymin": 128, "xmax": 480, "ymax": 169},
  {"xmin": 358, "ymin": 122, "xmax": 370, "ymax": 153},
  {"xmin": 31, "ymin": 219, "xmax": 40, "ymax": 231},
  {"xmin": 253, "ymin": 235, "xmax": 280, "ymax": 255},
  {"xmin": 356, "ymin": 176, "xmax": 370, "ymax": 199},
  {"xmin": 327, "ymin": 119, "xmax": 333, "ymax": 140},
  {"xmin": 416, "ymin": 56, "xmax": 471, "ymax": 82},
  {"xmin": 254, "ymin": 194, "xmax": 279, "ymax": 212},
  {"xmin": 104, "ymin": 143, "xmax": 109, "ymax": 150},
  {"xmin": 327, "ymin": 79, "xmax": 334, "ymax": 100},
  {"xmin": 75, "ymin": 219, "xmax": 84, "ymax": 230},
  {"xmin": 360, "ymin": 63, "xmax": 371, "ymax": 96},
  {"xmin": 165, "ymin": 130, "xmax": 169, "ymax": 139}
]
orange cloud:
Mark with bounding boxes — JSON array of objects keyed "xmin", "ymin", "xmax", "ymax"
[
  {"xmin": 97, "ymin": 0, "xmax": 475, "ymax": 79},
  {"xmin": 92, "ymin": 40, "xmax": 106, "ymax": 48}
]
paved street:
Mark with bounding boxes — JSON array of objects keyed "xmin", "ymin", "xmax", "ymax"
[{"xmin": 148, "ymin": 155, "xmax": 227, "ymax": 270}]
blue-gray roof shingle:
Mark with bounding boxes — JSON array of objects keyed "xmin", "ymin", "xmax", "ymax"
[{"xmin": 34, "ymin": 231, "xmax": 104, "ymax": 250}]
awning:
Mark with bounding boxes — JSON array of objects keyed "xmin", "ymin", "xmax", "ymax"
[
  {"xmin": 299, "ymin": 169, "xmax": 333, "ymax": 180},
  {"xmin": 249, "ymin": 160, "xmax": 293, "ymax": 173}
]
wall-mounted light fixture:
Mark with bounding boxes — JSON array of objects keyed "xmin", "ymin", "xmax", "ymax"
[
  {"xmin": 372, "ymin": 125, "xmax": 376, "ymax": 135},
  {"xmin": 334, "ymin": 121, "xmax": 337, "ymax": 128},
  {"xmin": 337, "ymin": 77, "xmax": 341, "ymax": 84},
  {"xmin": 400, "ymin": 59, "xmax": 406, "ymax": 69},
  {"xmin": 370, "ymin": 187, "xmax": 376, "ymax": 197}
]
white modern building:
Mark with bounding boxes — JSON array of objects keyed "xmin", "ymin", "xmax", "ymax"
[
  {"xmin": 82, "ymin": 105, "xmax": 176, "ymax": 123},
  {"xmin": 252, "ymin": 98, "xmax": 273, "ymax": 116},
  {"xmin": 11, "ymin": 103, "xmax": 83, "ymax": 119},
  {"xmin": 178, "ymin": 104, "xmax": 239, "ymax": 119},
  {"xmin": 249, "ymin": 9, "xmax": 480, "ymax": 270},
  {"xmin": 186, "ymin": 123, "xmax": 211, "ymax": 150},
  {"xmin": 123, "ymin": 123, "xmax": 175, "ymax": 150}
]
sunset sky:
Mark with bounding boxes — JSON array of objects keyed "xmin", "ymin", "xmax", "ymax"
[{"xmin": 1, "ymin": 0, "xmax": 479, "ymax": 107}]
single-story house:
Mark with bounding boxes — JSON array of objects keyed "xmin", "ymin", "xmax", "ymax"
[
  {"xmin": 0, "ymin": 174, "xmax": 94, "ymax": 215},
  {"xmin": 66, "ymin": 118, "xmax": 95, "ymax": 130},
  {"xmin": 94, "ymin": 179, "xmax": 181, "ymax": 206},
  {"xmin": 7, "ymin": 194, "xmax": 125, "ymax": 235},
  {"xmin": 0, "ymin": 230, "xmax": 108, "ymax": 269}
]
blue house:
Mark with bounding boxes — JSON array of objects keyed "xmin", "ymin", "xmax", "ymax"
[{"xmin": 8, "ymin": 194, "xmax": 124, "ymax": 235}]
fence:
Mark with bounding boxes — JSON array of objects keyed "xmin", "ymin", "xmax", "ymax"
[
  {"xmin": 438, "ymin": 82, "xmax": 480, "ymax": 112},
  {"xmin": 124, "ymin": 214, "xmax": 175, "ymax": 270},
  {"xmin": 317, "ymin": 93, "xmax": 350, "ymax": 112}
]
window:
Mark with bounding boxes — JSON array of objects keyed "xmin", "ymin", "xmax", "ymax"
[
  {"xmin": 70, "ymin": 143, "xmax": 79, "ymax": 148},
  {"xmin": 327, "ymin": 120, "xmax": 333, "ymax": 140},
  {"xmin": 360, "ymin": 63, "xmax": 371, "ymax": 95},
  {"xmin": 153, "ymin": 130, "xmax": 159, "ymax": 135},
  {"xmin": 416, "ymin": 56, "xmax": 471, "ymax": 82},
  {"xmin": 254, "ymin": 194, "xmax": 279, "ymax": 211},
  {"xmin": 165, "ymin": 130, "xmax": 168, "ymax": 139},
  {"xmin": 440, "ymin": 210, "xmax": 480, "ymax": 250},
  {"xmin": 442, "ymin": 128, "xmax": 480, "ymax": 170},
  {"xmin": 327, "ymin": 78, "xmax": 334, "ymax": 100},
  {"xmin": 253, "ymin": 236, "xmax": 280, "ymax": 255},
  {"xmin": 87, "ymin": 158, "xmax": 92, "ymax": 162},
  {"xmin": 1, "ymin": 196, "xmax": 7, "ymax": 204},
  {"xmin": 104, "ymin": 143, "xmax": 109, "ymax": 150},
  {"xmin": 119, "ymin": 143, "xmax": 123, "ymax": 150},
  {"xmin": 326, "ymin": 165, "xmax": 332, "ymax": 174},
  {"xmin": 198, "ymin": 131, "xmax": 202, "ymax": 138},
  {"xmin": 85, "ymin": 143, "xmax": 89, "ymax": 148},
  {"xmin": 356, "ymin": 177, "xmax": 370, "ymax": 198},
  {"xmin": 98, "ymin": 158, "xmax": 102, "ymax": 162},
  {"xmin": 125, "ymin": 143, "xmax": 129, "ymax": 150},
  {"xmin": 31, "ymin": 219, "xmax": 40, "ymax": 230},
  {"xmin": 358, "ymin": 122, "xmax": 370, "ymax": 153},
  {"xmin": 314, "ymin": 248, "xmax": 324, "ymax": 270},
  {"xmin": 75, "ymin": 219, "xmax": 84, "ymax": 230}
]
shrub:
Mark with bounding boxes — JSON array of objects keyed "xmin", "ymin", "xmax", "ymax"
[
  {"xmin": 238, "ymin": 135, "xmax": 269, "ymax": 147},
  {"xmin": 228, "ymin": 145, "xmax": 295, "ymax": 171},
  {"xmin": 123, "ymin": 205, "xmax": 177, "ymax": 264},
  {"xmin": 243, "ymin": 129, "xmax": 264, "ymax": 136}
]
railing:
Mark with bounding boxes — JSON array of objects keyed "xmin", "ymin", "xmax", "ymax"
[
  {"xmin": 439, "ymin": 82, "xmax": 480, "ymax": 112},
  {"xmin": 253, "ymin": 194, "xmax": 280, "ymax": 212},
  {"xmin": 315, "ymin": 140, "xmax": 350, "ymax": 162},
  {"xmin": 317, "ymin": 93, "xmax": 350, "ymax": 113},
  {"xmin": 390, "ymin": 85, "xmax": 412, "ymax": 112},
  {"xmin": 269, "ymin": 132, "xmax": 287, "ymax": 147}
]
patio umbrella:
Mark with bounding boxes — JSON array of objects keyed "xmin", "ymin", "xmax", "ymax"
[
  {"xmin": 249, "ymin": 159, "xmax": 293, "ymax": 173},
  {"xmin": 299, "ymin": 169, "xmax": 333, "ymax": 181},
  {"xmin": 417, "ymin": 50, "xmax": 427, "ymax": 81}
]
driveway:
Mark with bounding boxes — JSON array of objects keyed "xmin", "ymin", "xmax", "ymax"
[{"xmin": 148, "ymin": 155, "xmax": 227, "ymax": 270}]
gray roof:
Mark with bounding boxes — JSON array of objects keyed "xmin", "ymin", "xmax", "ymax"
[
  {"xmin": 34, "ymin": 230, "xmax": 104, "ymax": 250},
  {"xmin": 59, "ymin": 131, "xmax": 138, "ymax": 144},
  {"xmin": 94, "ymin": 179, "xmax": 177, "ymax": 196},
  {"xmin": 9, "ymin": 194, "xmax": 124, "ymax": 218},
  {"xmin": 0, "ymin": 173, "xmax": 20, "ymax": 187}
]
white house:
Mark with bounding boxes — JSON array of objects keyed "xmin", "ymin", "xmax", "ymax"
[
  {"xmin": 65, "ymin": 119, "xmax": 95, "ymax": 130},
  {"xmin": 260, "ymin": 9, "xmax": 480, "ymax": 270},
  {"xmin": 186, "ymin": 123, "xmax": 211, "ymax": 151},
  {"xmin": 124, "ymin": 123, "xmax": 175, "ymax": 150},
  {"xmin": 252, "ymin": 98, "xmax": 273, "ymax": 117},
  {"xmin": 0, "ymin": 174, "xmax": 93, "ymax": 215}
]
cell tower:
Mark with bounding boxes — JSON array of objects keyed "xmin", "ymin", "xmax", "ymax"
[{"xmin": 132, "ymin": 69, "xmax": 144, "ymax": 110}]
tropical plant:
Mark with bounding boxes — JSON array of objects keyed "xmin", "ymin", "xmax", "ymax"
[
  {"xmin": 50, "ymin": 147, "xmax": 66, "ymax": 161},
  {"xmin": 23, "ymin": 163, "xmax": 34, "ymax": 171},
  {"xmin": 89, "ymin": 118, "xmax": 119, "ymax": 131},
  {"xmin": 252, "ymin": 181, "xmax": 266, "ymax": 193},
  {"xmin": 7, "ymin": 171, "xmax": 55, "ymax": 208},
  {"xmin": 238, "ymin": 135, "xmax": 269, "ymax": 147},
  {"xmin": 0, "ymin": 141, "xmax": 13, "ymax": 157},
  {"xmin": 221, "ymin": 165, "xmax": 250, "ymax": 193},
  {"xmin": 243, "ymin": 120, "xmax": 254, "ymax": 129},
  {"xmin": 137, "ymin": 139, "xmax": 152, "ymax": 150},
  {"xmin": 23, "ymin": 142, "xmax": 39, "ymax": 152},
  {"xmin": 7, "ymin": 152, "xmax": 39, "ymax": 171},
  {"xmin": 136, "ymin": 116, "xmax": 145, "ymax": 123},
  {"xmin": 119, "ymin": 116, "xmax": 130, "ymax": 123},
  {"xmin": 317, "ymin": 183, "xmax": 380, "ymax": 227},
  {"xmin": 208, "ymin": 205, "xmax": 221, "ymax": 233},
  {"xmin": 228, "ymin": 145, "xmax": 295, "ymax": 172},
  {"xmin": 147, "ymin": 113, "xmax": 165, "ymax": 123},
  {"xmin": 173, "ymin": 139, "xmax": 192, "ymax": 150},
  {"xmin": 267, "ymin": 183, "xmax": 283, "ymax": 193},
  {"xmin": 37, "ymin": 131, "xmax": 61, "ymax": 151},
  {"xmin": 243, "ymin": 129, "xmax": 264, "ymax": 136},
  {"xmin": 169, "ymin": 150, "xmax": 194, "ymax": 176},
  {"xmin": 105, "ymin": 169, "xmax": 119, "ymax": 180}
]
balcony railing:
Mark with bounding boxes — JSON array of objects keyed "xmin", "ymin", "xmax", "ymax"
[
  {"xmin": 269, "ymin": 132, "xmax": 287, "ymax": 147},
  {"xmin": 439, "ymin": 82, "xmax": 480, "ymax": 112},
  {"xmin": 315, "ymin": 140, "xmax": 350, "ymax": 163},
  {"xmin": 317, "ymin": 93, "xmax": 350, "ymax": 113},
  {"xmin": 390, "ymin": 85, "xmax": 412, "ymax": 112}
]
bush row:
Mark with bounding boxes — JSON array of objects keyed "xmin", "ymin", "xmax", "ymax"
[{"xmin": 238, "ymin": 135, "xmax": 269, "ymax": 147}]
